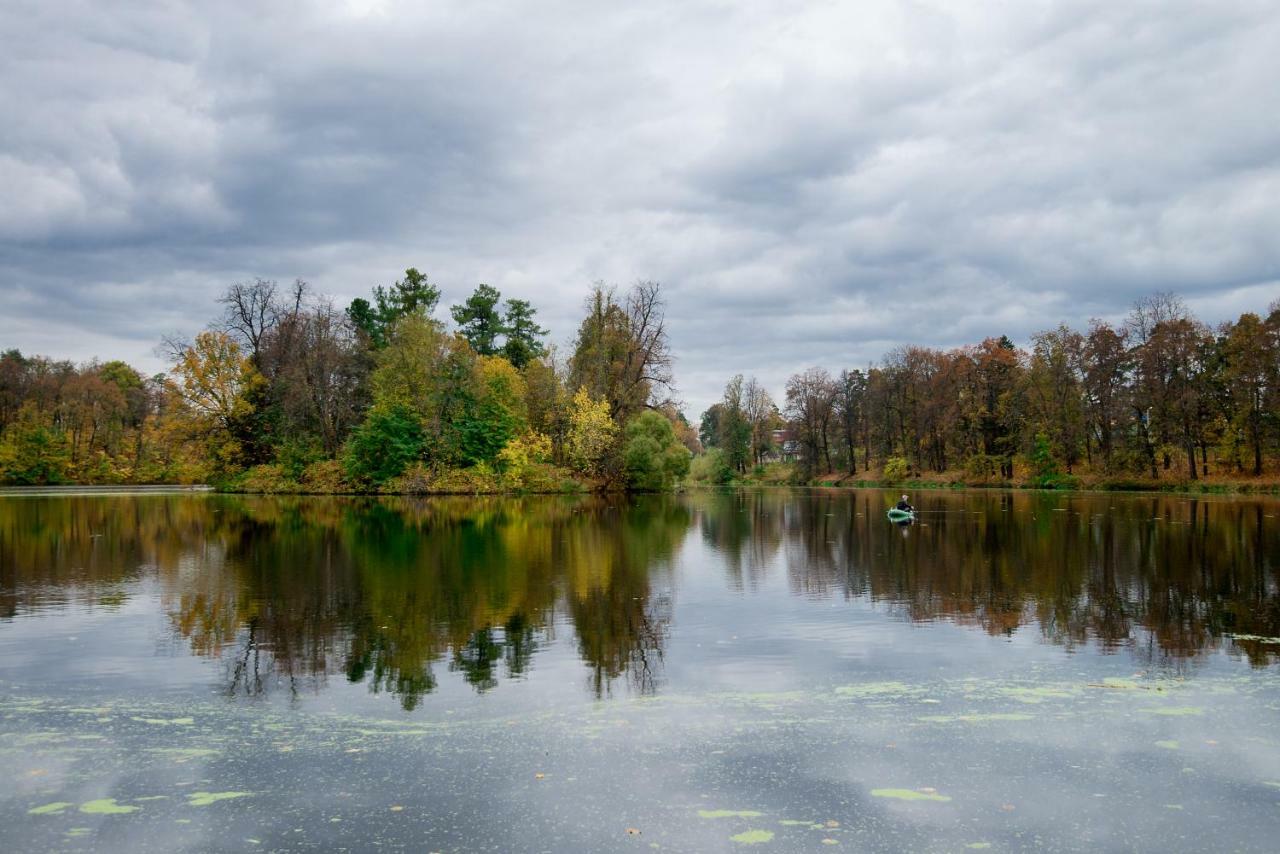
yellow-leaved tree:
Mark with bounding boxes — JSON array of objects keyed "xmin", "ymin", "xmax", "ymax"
[
  {"xmin": 166, "ymin": 331, "xmax": 264, "ymax": 474},
  {"xmin": 566, "ymin": 387, "xmax": 617, "ymax": 477}
]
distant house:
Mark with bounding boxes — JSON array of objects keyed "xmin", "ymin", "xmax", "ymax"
[{"xmin": 768, "ymin": 428, "xmax": 800, "ymax": 463}]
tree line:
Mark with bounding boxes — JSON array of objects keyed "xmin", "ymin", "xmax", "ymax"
[
  {"xmin": 0, "ymin": 272, "xmax": 693, "ymax": 491},
  {"xmin": 698, "ymin": 293, "xmax": 1280, "ymax": 485}
]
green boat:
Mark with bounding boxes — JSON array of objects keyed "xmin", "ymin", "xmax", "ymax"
[{"xmin": 886, "ymin": 508, "xmax": 915, "ymax": 523}]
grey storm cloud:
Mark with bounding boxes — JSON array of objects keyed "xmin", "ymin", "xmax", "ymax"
[{"xmin": 2, "ymin": 0, "xmax": 1278, "ymax": 416}]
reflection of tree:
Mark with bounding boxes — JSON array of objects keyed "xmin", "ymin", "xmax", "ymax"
[
  {"xmin": 4, "ymin": 488, "xmax": 1278, "ymax": 704},
  {"xmin": 689, "ymin": 490, "xmax": 782, "ymax": 590},
  {"xmin": 0, "ymin": 492, "xmax": 690, "ymax": 707},
  {"xmin": 770, "ymin": 490, "xmax": 1280, "ymax": 667},
  {"xmin": 567, "ymin": 497, "xmax": 685, "ymax": 696}
]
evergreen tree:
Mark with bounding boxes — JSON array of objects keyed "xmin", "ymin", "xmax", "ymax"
[
  {"xmin": 451, "ymin": 284, "xmax": 505, "ymax": 356},
  {"xmin": 501, "ymin": 298, "xmax": 548, "ymax": 368}
]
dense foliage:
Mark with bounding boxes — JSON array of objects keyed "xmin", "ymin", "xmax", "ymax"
[
  {"xmin": 698, "ymin": 293, "xmax": 1280, "ymax": 485},
  {"xmin": 0, "ymin": 275, "xmax": 684, "ymax": 492}
]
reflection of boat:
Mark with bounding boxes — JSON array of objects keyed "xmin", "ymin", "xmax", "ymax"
[{"xmin": 886, "ymin": 508, "xmax": 915, "ymax": 523}]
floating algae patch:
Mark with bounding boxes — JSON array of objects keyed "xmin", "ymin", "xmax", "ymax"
[
  {"xmin": 835, "ymin": 681, "xmax": 921, "ymax": 699},
  {"xmin": 999, "ymin": 685, "xmax": 1079, "ymax": 702},
  {"xmin": 714, "ymin": 691, "xmax": 808, "ymax": 706},
  {"xmin": 966, "ymin": 844, "xmax": 992, "ymax": 850},
  {"xmin": 778, "ymin": 819, "xmax": 813, "ymax": 826},
  {"xmin": 700, "ymin": 809, "xmax": 765, "ymax": 819},
  {"xmin": 1139, "ymin": 707, "xmax": 1203, "ymax": 717},
  {"xmin": 66, "ymin": 828, "xmax": 92, "ymax": 838},
  {"xmin": 730, "ymin": 829, "xmax": 774, "ymax": 844},
  {"xmin": 131, "ymin": 716, "xmax": 194, "ymax": 726},
  {"xmin": 79, "ymin": 799, "xmax": 139, "ymax": 815},
  {"xmin": 353, "ymin": 728, "xmax": 439, "ymax": 737},
  {"xmin": 870, "ymin": 789, "xmax": 952, "ymax": 802},
  {"xmin": 188, "ymin": 791, "xmax": 251, "ymax": 806},
  {"xmin": 146, "ymin": 748, "xmax": 218, "ymax": 760},
  {"xmin": 1155, "ymin": 740, "xmax": 1180, "ymax": 750},
  {"xmin": 1096, "ymin": 678, "xmax": 1143, "ymax": 690},
  {"xmin": 918, "ymin": 713, "xmax": 1033, "ymax": 723},
  {"xmin": 28, "ymin": 802, "xmax": 72, "ymax": 815}
]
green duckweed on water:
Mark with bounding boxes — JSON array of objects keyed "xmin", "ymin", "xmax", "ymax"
[
  {"xmin": 966, "ymin": 844, "xmax": 993, "ymax": 850},
  {"xmin": 730, "ymin": 829, "xmax": 775, "ymax": 844},
  {"xmin": 917, "ymin": 713, "xmax": 1034, "ymax": 723},
  {"xmin": 1155, "ymin": 740, "xmax": 1180, "ymax": 749},
  {"xmin": 1139, "ymin": 707, "xmax": 1203, "ymax": 716},
  {"xmin": 187, "ymin": 791, "xmax": 252, "ymax": 806},
  {"xmin": 699, "ymin": 809, "xmax": 764, "ymax": 819},
  {"xmin": 131, "ymin": 716, "xmax": 194, "ymax": 726},
  {"xmin": 147, "ymin": 747, "xmax": 218, "ymax": 759},
  {"xmin": 28, "ymin": 801, "xmax": 72, "ymax": 815},
  {"xmin": 79, "ymin": 799, "xmax": 139, "ymax": 815},
  {"xmin": 870, "ymin": 788, "xmax": 952, "ymax": 802},
  {"xmin": 1000, "ymin": 686, "xmax": 1078, "ymax": 702},
  {"xmin": 834, "ymin": 681, "xmax": 920, "ymax": 698}
]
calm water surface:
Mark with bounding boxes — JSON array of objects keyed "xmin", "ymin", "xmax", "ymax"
[{"xmin": 1, "ymin": 488, "xmax": 1278, "ymax": 852}]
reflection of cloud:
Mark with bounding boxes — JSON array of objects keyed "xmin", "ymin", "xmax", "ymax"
[{"xmin": 3, "ymin": 3, "xmax": 1280, "ymax": 412}]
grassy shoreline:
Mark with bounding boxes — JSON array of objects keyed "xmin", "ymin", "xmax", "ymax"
[
  {"xmin": 5, "ymin": 475, "xmax": 1279, "ymax": 498},
  {"xmin": 691, "ymin": 461, "xmax": 1280, "ymax": 496},
  {"xmin": 795, "ymin": 475, "xmax": 1280, "ymax": 496}
]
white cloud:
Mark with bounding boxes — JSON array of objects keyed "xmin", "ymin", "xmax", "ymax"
[{"xmin": 2, "ymin": 0, "xmax": 1278, "ymax": 416}]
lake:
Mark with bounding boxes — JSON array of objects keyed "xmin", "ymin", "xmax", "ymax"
[{"xmin": 1, "ymin": 488, "xmax": 1278, "ymax": 852}]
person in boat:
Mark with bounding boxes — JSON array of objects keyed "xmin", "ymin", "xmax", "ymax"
[{"xmin": 895, "ymin": 494, "xmax": 914, "ymax": 512}]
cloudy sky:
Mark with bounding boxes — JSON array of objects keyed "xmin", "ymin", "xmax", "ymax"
[{"xmin": 2, "ymin": 0, "xmax": 1278, "ymax": 416}]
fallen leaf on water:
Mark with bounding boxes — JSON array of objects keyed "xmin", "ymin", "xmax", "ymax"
[{"xmin": 626, "ymin": 827, "xmax": 641, "ymax": 836}]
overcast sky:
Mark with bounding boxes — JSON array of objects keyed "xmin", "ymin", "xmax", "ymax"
[{"xmin": 2, "ymin": 0, "xmax": 1278, "ymax": 417}]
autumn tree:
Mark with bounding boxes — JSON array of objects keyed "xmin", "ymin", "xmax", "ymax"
[
  {"xmin": 568, "ymin": 281, "xmax": 674, "ymax": 423},
  {"xmin": 566, "ymin": 388, "xmax": 618, "ymax": 477},
  {"xmin": 1220, "ymin": 312, "xmax": 1276, "ymax": 475},
  {"xmin": 1025, "ymin": 325, "xmax": 1086, "ymax": 473},
  {"xmin": 166, "ymin": 331, "xmax": 265, "ymax": 472},
  {"xmin": 1080, "ymin": 320, "xmax": 1130, "ymax": 472},
  {"xmin": 785, "ymin": 367, "xmax": 837, "ymax": 475}
]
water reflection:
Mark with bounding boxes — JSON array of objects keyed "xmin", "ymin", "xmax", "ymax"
[
  {"xmin": 1, "ymin": 490, "xmax": 1277, "ymax": 708},
  {"xmin": 690, "ymin": 490, "xmax": 1280, "ymax": 667}
]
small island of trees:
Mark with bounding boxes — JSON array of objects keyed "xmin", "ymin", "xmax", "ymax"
[{"xmin": 0, "ymin": 273, "xmax": 693, "ymax": 493}]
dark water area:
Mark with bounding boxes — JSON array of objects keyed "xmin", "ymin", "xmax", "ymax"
[{"xmin": 1, "ymin": 489, "xmax": 1278, "ymax": 852}]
